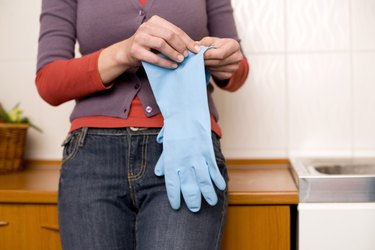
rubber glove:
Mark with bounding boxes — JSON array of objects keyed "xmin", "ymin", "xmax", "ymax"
[{"xmin": 142, "ymin": 46, "xmax": 226, "ymax": 212}]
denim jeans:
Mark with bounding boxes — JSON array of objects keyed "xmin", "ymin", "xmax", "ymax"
[{"xmin": 58, "ymin": 127, "xmax": 228, "ymax": 250}]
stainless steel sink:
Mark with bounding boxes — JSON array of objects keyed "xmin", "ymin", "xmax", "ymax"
[
  {"xmin": 290, "ymin": 157, "xmax": 375, "ymax": 202},
  {"xmin": 313, "ymin": 164, "xmax": 375, "ymax": 175}
]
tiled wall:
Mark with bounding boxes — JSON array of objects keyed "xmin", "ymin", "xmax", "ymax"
[
  {"xmin": 214, "ymin": 0, "xmax": 375, "ymax": 158},
  {"xmin": 1, "ymin": 0, "xmax": 375, "ymax": 160}
]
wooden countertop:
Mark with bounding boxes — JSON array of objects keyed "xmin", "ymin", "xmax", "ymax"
[
  {"xmin": 227, "ymin": 164, "xmax": 298, "ymax": 205},
  {"xmin": 0, "ymin": 164, "xmax": 298, "ymax": 205}
]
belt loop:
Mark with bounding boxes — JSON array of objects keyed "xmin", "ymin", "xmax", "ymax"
[{"xmin": 78, "ymin": 127, "xmax": 88, "ymax": 147}]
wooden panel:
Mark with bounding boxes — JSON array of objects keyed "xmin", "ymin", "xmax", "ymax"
[
  {"xmin": 0, "ymin": 204, "xmax": 27, "ymax": 250},
  {"xmin": 222, "ymin": 205, "xmax": 290, "ymax": 250},
  {"xmin": 39, "ymin": 205, "xmax": 61, "ymax": 250},
  {"xmin": 0, "ymin": 204, "xmax": 61, "ymax": 250}
]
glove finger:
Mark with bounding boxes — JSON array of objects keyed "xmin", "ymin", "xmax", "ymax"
[
  {"xmin": 156, "ymin": 126, "xmax": 164, "ymax": 144},
  {"xmin": 165, "ymin": 171, "xmax": 181, "ymax": 210},
  {"xmin": 193, "ymin": 162, "xmax": 218, "ymax": 206},
  {"xmin": 154, "ymin": 153, "xmax": 165, "ymax": 176},
  {"xmin": 179, "ymin": 167, "xmax": 201, "ymax": 213},
  {"xmin": 207, "ymin": 157, "xmax": 226, "ymax": 191}
]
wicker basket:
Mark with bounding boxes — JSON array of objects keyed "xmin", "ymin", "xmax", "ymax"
[{"xmin": 0, "ymin": 123, "xmax": 29, "ymax": 173}]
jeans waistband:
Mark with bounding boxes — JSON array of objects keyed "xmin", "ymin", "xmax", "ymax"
[{"xmin": 72, "ymin": 127, "xmax": 162, "ymax": 137}]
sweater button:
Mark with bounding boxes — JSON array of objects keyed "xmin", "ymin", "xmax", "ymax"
[
  {"xmin": 145, "ymin": 106, "xmax": 152, "ymax": 113},
  {"xmin": 139, "ymin": 10, "xmax": 145, "ymax": 16},
  {"xmin": 134, "ymin": 83, "xmax": 140, "ymax": 89}
]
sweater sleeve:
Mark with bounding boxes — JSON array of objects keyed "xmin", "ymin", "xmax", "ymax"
[
  {"xmin": 35, "ymin": 51, "xmax": 111, "ymax": 106},
  {"xmin": 36, "ymin": 0, "xmax": 110, "ymax": 106}
]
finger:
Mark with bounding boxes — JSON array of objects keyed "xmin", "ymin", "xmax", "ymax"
[
  {"xmin": 131, "ymin": 43, "xmax": 177, "ymax": 68},
  {"xmin": 197, "ymin": 36, "xmax": 215, "ymax": 47},
  {"xmin": 165, "ymin": 171, "xmax": 181, "ymax": 210},
  {"xmin": 156, "ymin": 126, "xmax": 164, "ymax": 143},
  {"xmin": 207, "ymin": 157, "xmax": 226, "ymax": 191},
  {"xmin": 193, "ymin": 163, "xmax": 218, "ymax": 206},
  {"xmin": 204, "ymin": 52, "xmax": 243, "ymax": 67},
  {"xmin": 211, "ymin": 71, "xmax": 233, "ymax": 80},
  {"xmin": 204, "ymin": 40, "xmax": 239, "ymax": 60},
  {"xmin": 141, "ymin": 35, "xmax": 185, "ymax": 63},
  {"xmin": 154, "ymin": 153, "xmax": 165, "ymax": 176},
  {"xmin": 208, "ymin": 63, "xmax": 240, "ymax": 73},
  {"xmin": 179, "ymin": 167, "xmax": 201, "ymax": 212},
  {"xmin": 151, "ymin": 24, "xmax": 190, "ymax": 56},
  {"xmin": 151, "ymin": 16, "xmax": 200, "ymax": 53},
  {"xmin": 141, "ymin": 23, "xmax": 188, "ymax": 59}
]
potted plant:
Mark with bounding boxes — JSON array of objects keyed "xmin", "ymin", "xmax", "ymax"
[{"xmin": 0, "ymin": 103, "xmax": 41, "ymax": 173}]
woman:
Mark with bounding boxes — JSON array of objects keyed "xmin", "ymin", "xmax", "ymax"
[{"xmin": 36, "ymin": 0, "xmax": 248, "ymax": 249}]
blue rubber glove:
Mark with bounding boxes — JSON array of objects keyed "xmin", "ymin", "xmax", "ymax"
[{"xmin": 142, "ymin": 46, "xmax": 226, "ymax": 212}]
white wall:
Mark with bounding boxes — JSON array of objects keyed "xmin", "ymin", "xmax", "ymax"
[
  {"xmin": 1, "ymin": 0, "xmax": 375, "ymax": 160},
  {"xmin": 214, "ymin": 0, "xmax": 375, "ymax": 158}
]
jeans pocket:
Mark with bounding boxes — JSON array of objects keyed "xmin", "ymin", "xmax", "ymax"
[
  {"xmin": 211, "ymin": 133, "xmax": 229, "ymax": 182},
  {"xmin": 212, "ymin": 133, "xmax": 225, "ymax": 164},
  {"xmin": 61, "ymin": 131, "xmax": 81, "ymax": 165}
]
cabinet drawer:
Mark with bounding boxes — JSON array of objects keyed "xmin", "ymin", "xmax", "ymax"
[
  {"xmin": 0, "ymin": 204, "xmax": 61, "ymax": 250},
  {"xmin": 222, "ymin": 205, "xmax": 291, "ymax": 250}
]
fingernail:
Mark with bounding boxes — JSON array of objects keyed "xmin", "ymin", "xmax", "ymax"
[
  {"xmin": 177, "ymin": 54, "xmax": 184, "ymax": 62},
  {"xmin": 194, "ymin": 45, "xmax": 201, "ymax": 52},
  {"xmin": 171, "ymin": 63, "xmax": 178, "ymax": 68},
  {"xmin": 183, "ymin": 50, "xmax": 189, "ymax": 57}
]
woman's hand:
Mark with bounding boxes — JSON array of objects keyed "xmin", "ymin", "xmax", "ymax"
[
  {"xmin": 123, "ymin": 15, "xmax": 199, "ymax": 68},
  {"xmin": 198, "ymin": 37, "xmax": 243, "ymax": 81},
  {"xmin": 99, "ymin": 15, "xmax": 199, "ymax": 84}
]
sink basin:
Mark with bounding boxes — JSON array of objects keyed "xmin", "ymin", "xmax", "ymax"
[
  {"xmin": 290, "ymin": 157, "xmax": 375, "ymax": 203},
  {"xmin": 314, "ymin": 164, "xmax": 375, "ymax": 175}
]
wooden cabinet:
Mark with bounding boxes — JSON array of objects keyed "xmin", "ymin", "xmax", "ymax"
[
  {"xmin": 0, "ymin": 166, "xmax": 61, "ymax": 250},
  {"xmin": 0, "ymin": 204, "xmax": 61, "ymax": 250},
  {"xmin": 222, "ymin": 164, "xmax": 298, "ymax": 250},
  {"xmin": 222, "ymin": 206, "xmax": 291, "ymax": 250},
  {"xmin": 0, "ymin": 162, "xmax": 298, "ymax": 250}
]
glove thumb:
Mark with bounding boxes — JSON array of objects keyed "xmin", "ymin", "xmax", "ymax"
[
  {"xmin": 156, "ymin": 126, "xmax": 164, "ymax": 144},
  {"xmin": 154, "ymin": 153, "xmax": 165, "ymax": 176}
]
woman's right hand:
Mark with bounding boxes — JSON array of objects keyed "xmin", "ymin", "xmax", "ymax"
[
  {"xmin": 99, "ymin": 15, "xmax": 199, "ymax": 84},
  {"xmin": 122, "ymin": 15, "xmax": 200, "ymax": 68}
]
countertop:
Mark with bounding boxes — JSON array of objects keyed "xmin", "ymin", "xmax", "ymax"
[{"xmin": 0, "ymin": 163, "xmax": 298, "ymax": 205}]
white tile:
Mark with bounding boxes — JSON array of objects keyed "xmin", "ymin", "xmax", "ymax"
[
  {"xmin": 288, "ymin": 53, "xmax": 352, "ymax": 155},
  {"xmin": 0, "ymin": 0, "xmax": 42, "ymax": 61},
  {"xmin": 353, "ymin": 53, "xmax": 375, "ymax": 152},
  {"xmin": 231, "ymin": 0, "xmax": 285, "ymax": 54},
  {"xmin": 213, "ymin": 54, "xmax": 287, "ymax": 159},
  {"xmin": 286, "ymin": 0, "xmax": 350, "ymax": 51},
  {"xmin": 351, "ymin": 0, "xmax": 375, "ymax": 50}
]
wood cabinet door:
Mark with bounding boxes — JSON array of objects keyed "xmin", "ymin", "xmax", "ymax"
[
  {"xmin": 222, "ymin": 205, "xmax": 291, "ymax": 250},
  {"xmin": 0, "ymin": 204, "xmax": 61, "ymax": 250}
]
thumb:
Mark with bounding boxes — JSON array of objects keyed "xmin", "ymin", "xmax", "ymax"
[
  {"xmin": 197, "ymin": 36, "xmax": 215, "ymax": 46},
  {"xmin": 156, "ymin": 126, "xmax": 164, "ymax": 143},
  {"xmin": 154, "ymin": 153, "xmax": 165, "ymax": 176}
]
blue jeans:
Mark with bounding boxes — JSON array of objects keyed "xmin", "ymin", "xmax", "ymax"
[{"xmin": 58, "ymin": 127, "xmax": 228, "ymax": 250}]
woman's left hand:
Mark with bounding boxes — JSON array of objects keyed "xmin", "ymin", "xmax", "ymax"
[{"xmin": 198, "ymin": 37, "xmax": 243, "ymax": 81}]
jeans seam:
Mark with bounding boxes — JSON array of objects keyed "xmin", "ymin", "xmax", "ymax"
[
  {"xmin": 128, "ymin": 135, "xmax": 148, "ymax": 181},
  {"xmin": 214, "ymin": 188, "xmax": 228, "ymax": 250},
  {"xmin": 127, "ymin": 135, "xmax": 138, "ymax": 209}
]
